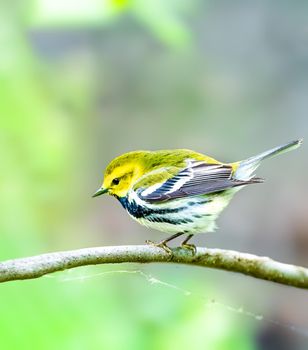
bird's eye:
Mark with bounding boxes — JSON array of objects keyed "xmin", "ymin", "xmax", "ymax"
[{"xmin": 112, "ymin": 178, "xmax": 120, "ymax": 185}]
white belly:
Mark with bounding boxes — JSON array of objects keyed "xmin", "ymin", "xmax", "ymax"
[{"xmin": 126, "ymin": 190, "xmax": 237, "ymax": 235}]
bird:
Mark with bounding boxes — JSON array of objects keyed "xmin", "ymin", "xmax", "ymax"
[{"xmin": 93, "ymin": 139, "xmax": 302, "ymax": 253}]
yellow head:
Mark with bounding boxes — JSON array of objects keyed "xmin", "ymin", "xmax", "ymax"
[{"xmin": 93, "ymin": 151, "xmax": 149, "ymax": 198}]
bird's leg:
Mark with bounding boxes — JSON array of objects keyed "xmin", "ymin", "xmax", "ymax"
[
  {"xmin": 181, "ymin": 234, "xmax": 196, "ymax": 255},
  {"xmin": 146, "ymin": 232, "xmax": 185, "ymax": 255}
]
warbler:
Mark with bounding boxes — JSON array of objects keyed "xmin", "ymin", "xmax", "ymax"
[{"xmin": 93, "ymin": 139, "xmax": 302, "ymax": 252}]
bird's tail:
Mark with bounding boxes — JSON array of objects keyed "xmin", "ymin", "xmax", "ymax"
[{"xmin": 233, "ymin": 139, "xmax": 303, "ymax": 181}]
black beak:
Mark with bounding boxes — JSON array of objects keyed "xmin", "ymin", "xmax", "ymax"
[{"xmin": 92, "ymin": 188, "xmax": 108, "ymax": 198}]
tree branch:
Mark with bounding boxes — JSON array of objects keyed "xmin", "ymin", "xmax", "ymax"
[{"xmin": 0, "ymin": 245, "xmax": 307, "ymax": 288}]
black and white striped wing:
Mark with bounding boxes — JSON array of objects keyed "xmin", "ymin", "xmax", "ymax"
[{"xmin": 139, "ymin": 160, "xmax": 255, "ymax": 203}]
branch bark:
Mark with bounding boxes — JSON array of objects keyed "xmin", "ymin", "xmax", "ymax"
[{"xmin": 0, "ymin": 245, "xmax": 307, "ymax": 288}]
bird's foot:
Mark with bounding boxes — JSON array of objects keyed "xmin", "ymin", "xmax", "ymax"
[
  {"xmin": 146, "ymin": 240, "xmax": 173, "ymax": 256},
  {"xmin": 181, "ymin": 243, "xmax": 197, "ymax": 255}
]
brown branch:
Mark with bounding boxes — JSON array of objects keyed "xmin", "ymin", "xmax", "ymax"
[{"xmin": 0, "ymin": 245, "xmax": 307, "ymax": 288}]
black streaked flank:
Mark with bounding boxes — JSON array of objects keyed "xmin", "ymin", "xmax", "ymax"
[
  {"xmin": 187, "ymin": 199, "xmax": 211, "ymax": 206},
  {"xmin": 117, "ymin": 196, "xmax": 211, "ymax": 223},
  {"xmin": 118, "ymin": 197, "xmax": 183, "ymax": 218},
  {"xmin": 147, "ymin": 216, "xmax": 193, "ymax": 225},
  {"xmin": 193, "ymin": 214, "xmax": 203, "ymax": 219}
]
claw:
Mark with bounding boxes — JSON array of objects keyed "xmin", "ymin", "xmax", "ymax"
[
  {"xmin": 181, "ymin": 243, "xmax": 197, "ymax": 255},
  {"xmin": 146, "ymin": 239, "xmax": 173, "ymax": 255}
]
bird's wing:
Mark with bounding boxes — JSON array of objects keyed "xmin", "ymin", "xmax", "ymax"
[{"xmin": 138, "ymin": 160, "xmax": 262, "ymax": 203}]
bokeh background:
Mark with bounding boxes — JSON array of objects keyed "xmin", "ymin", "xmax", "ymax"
[{"xmin": 1, "ymin": 1, "xmax": 308, "ymax": 349}]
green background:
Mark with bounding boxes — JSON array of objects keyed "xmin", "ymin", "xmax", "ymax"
[{"xmin": 1, "ymin": 1, "xmax": 307, "ymax": 349}]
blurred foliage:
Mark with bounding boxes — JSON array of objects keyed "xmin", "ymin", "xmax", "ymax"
[
  {"xmin": 0, "ymin": 0, "xmax": 307, "ymax": 349},
  {"xmin": 29, "ymin": 0, "xmax": 193, "ymax": 48}
]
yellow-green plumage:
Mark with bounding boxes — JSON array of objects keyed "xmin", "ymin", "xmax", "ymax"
[
  {"xmin": 93, "ymin": 139, "xmax": 302, "ymax": 248},
  {"xmin": 103, "ymin": 149, "xmax": 219, "ymax": 192}
]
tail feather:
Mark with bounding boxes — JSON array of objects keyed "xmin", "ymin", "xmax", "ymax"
[{"xmin": 234, "ymin": 139, "xmax": 303, "ymax": 181}]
